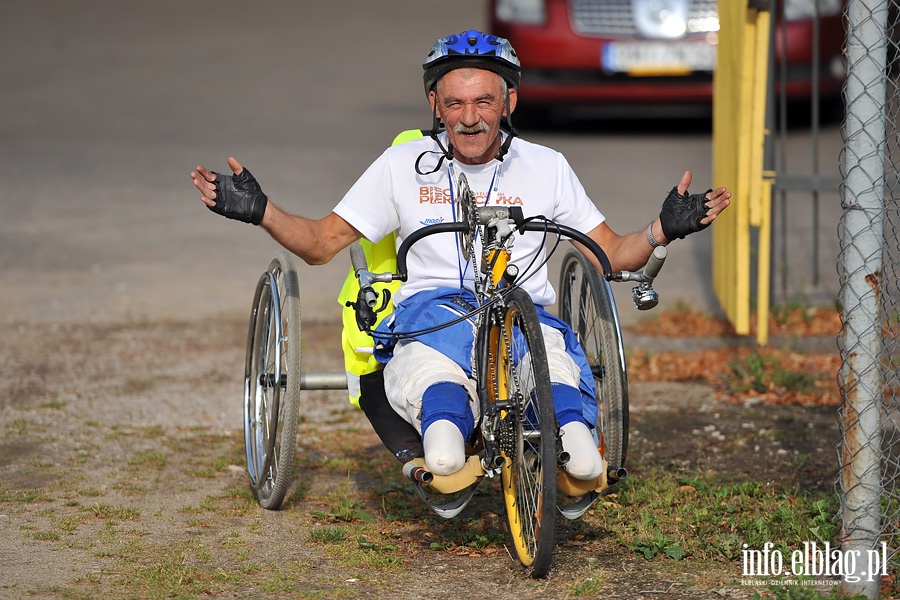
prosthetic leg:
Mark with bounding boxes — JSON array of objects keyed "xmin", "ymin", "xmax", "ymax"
[{"xmin": 358, "ymin": 370, "xmax": 423, "ymax": 464}]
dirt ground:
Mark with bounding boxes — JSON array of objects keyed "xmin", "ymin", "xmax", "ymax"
[{"xmin": 0, "ymin": 315, "xmax": 842, "ymax": 599}]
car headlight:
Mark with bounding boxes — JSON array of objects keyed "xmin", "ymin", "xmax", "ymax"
[
  {"xmin": 783, "ymin": 0, "xmax": 842, "ymax": 21},
  {"xmin": 495, "ymin": 0, "xmax": 547, "ymax": 25}
]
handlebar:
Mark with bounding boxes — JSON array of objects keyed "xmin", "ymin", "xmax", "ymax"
[
  {"xmin": 351, "ymin": 215, "xmax": 668, "ymax": 325},
  {"xmin": 394, "ymin": 222, "xmax": 466, "ymax": 282},
  {"xmin": 350, "ymin": 244, "xmax": 377, "ymax": 308},
  {"xmin": 348, "ymin": 241, "xmax": 394, "ymax": 330},
  {"xmin": 350, "ymin": 243, "xmax": 393, "ymax": 308},
  {"xmin": 393, "ymin": 219, "xmax": 621, "ymax": 283},
  {"xmin": 643, "ymin": 246, "xmax": 668, "ymax": 280},
  {"xmin": 519, "ymin": 220, "xmax": 614, "ymax": 278}
]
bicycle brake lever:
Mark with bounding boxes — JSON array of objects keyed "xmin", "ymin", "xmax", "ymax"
[{"xmin": 346, "ymin": 288, "xmax": 392, "ymax": 333}]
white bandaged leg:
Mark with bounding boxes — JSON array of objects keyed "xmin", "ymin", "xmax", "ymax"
[
  {"xmin": 383, "ymin": 340, "xmax": 479, "ymax": 433},
  {"xmin": 541, "ymin": 324, "xmax": 582, "ymax": 388},
  {"xmin": 422, "ymin": 419, "xmax": 466, "ymax": 476},
  {"xmin": 561, "ymin": 421, "xmax": 604, "ymax": 480}
]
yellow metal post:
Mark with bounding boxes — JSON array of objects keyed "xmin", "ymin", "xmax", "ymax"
[
  {"xmin": 712, "ymin": 0, "xmax": 772, "ymax": 344},
  {"xmin": 750, "ymin": 8, "xmax": 771, "ymax": 346}
]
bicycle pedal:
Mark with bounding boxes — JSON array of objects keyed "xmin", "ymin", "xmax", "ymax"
[
  {"xmin": 557, "ymin": 469, "xmax": 603, "ymax": 497},
  {"xmin": 403, "ymin": 456, "xmax": 484, "ymax": 494}
]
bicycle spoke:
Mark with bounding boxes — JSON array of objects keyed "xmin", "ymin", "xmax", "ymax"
[
  {"xmin": 495, "ymin": 289, "xmax": 556, "ymax": 577},
  {"xmin": 243, "ymin": 252, "xmax": 302, "ymax": 510},
  {"xmin": 557, "ymin": 249, "xmax": 628, "ymax": 495}
]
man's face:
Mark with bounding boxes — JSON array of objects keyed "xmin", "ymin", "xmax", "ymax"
[{"xmin": 430, "ymin": 68, "xmax": 517, "ymax": 166}]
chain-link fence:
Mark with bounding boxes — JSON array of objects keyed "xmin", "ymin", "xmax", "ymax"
[{"xmin": 838, "ymin": 0, "xmax": 900, "ymax": 596}]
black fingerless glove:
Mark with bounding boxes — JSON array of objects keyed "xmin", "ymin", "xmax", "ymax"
[
  {"xmin": 208, "ymin": 168, "xmax": 268, "ymax": 226},
  {"xmin": 659, "ymin": 186, "xmax": 713, "ymax": 241}
]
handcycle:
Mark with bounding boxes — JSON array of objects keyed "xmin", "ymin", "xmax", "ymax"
[{"xmin": 242, "ymin": 173, "xmax": 666, "ymax": 577}]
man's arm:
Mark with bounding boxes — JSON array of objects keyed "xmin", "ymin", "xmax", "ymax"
[
  {"xmin": 191, "ymin": 156, "xmax": 361, "ymax": 265},
  {"xmin": 260, "ymin": 204, "xmax": 361, "ymax": 266},
  {"xmin": 575, "ymin": 170, "xmax": 731, "ymax": 273}
]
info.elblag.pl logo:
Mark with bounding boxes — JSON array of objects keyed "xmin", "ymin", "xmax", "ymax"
[{"xmin": 742, "ymin": 542, "xmax": 889, "ymax": 584}]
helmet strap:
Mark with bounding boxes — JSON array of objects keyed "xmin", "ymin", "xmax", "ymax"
[
  {"xmin": 416, "ymin": 101, "xmax": 454, "ymax": 175},
  {"xmin": 416, "ymin": 107, "xmax": 453, "ymax": 175},
  {"xmin": 496, "ymin": 93, "xmax": 517, "ymax": 162},
  {"xmin": 430, "ymin": 102, "xmax": 454, "ymax": 161}
]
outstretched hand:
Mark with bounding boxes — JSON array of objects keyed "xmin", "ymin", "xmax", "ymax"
[
  {"xmin": 676, "ymin": 170, "xmax": 731, "ymax": 226},
  {"xmin": 660, "ymin": 170, "xmax": 731, "ymax": 241},
  {"xmin": 191, "ymin": 157, "xmax": 245, "ymax": 207},
  {"xmin": 190, "ymin": 157, "xmax": 268, "ymax": 226}
]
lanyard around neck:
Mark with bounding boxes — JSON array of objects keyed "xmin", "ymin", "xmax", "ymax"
[{"xmin": 448, "ymin": 160, "xmax": 503, "ymax": 288}]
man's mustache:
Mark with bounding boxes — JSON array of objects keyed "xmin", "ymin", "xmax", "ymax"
[{"xmin": 452, "ymin": 121, "xmax": 490, "ymax": 134}]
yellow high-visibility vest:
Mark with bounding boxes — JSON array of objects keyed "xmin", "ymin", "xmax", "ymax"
[{"xmin": 336, "ymin": 129, "xmax": 423, "ymax": 406}]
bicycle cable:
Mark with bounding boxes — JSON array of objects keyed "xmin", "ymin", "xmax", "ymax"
[{"xmin": 360, "ymin": 214, "xmax": 568, "ymax": 341}]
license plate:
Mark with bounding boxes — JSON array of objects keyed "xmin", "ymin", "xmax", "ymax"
[{"xmin": 602, "ymin": 40, "xmax": 717, "ymax": 76}]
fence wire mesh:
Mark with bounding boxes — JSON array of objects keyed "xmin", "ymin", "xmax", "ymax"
[{"xmin": 838, "ymin": 0, "xmax": 900, "ymax": 596}]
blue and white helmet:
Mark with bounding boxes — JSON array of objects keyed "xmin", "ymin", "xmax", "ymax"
[{"xmin": 423, "ymin": 30, "xmax": 521, "ymax": 94}]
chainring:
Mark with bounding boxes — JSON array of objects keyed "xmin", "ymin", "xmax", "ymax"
[{"xmin": 456, "ymin": 172, "xmax": 478, "ymax": 259}]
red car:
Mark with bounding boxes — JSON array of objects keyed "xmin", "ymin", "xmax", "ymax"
[{"xmin": 489, "ymin": 0, "xmax": 845, "ymax": 114}]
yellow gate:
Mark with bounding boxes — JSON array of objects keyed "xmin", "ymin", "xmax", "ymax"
[{"xmin": 712, "ymin": 0, "xmax": 774, "ymax": 345}]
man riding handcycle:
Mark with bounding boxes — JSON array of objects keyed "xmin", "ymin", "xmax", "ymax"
[{"xmin": 190, "ymin": 29, "xmax": 731, "ymax": 577}]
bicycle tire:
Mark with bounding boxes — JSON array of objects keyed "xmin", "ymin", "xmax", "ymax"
[
  {"xmin": 558, "ymin": 249, "xmax": 629, "ymax": 478},
  {"xmin": 243, "ymin": 251, "xmax": 302, "ymax": 510},
  {"xmin": 487, "ymin": 287, "xmax": 557, "ymax": 578}
]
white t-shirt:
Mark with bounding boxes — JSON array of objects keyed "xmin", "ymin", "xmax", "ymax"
[{"xmin": 334, "ymin": 133, "xmax": 605, "ymax": 306}]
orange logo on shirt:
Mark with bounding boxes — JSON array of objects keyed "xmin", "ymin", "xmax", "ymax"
[
  {"xmin": 494, "ymin": 192, "xmax": 523, "ymax": 206},
  {"xmin": 419, "ymin": 186, "xmax": 452, "ymax": 204},
  {"xmin": 419, "ymin": 186, "xmax": 523, "ymax": 206}
]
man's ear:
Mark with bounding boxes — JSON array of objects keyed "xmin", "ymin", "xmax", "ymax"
[
  {"xmin": 507, "ymin": 87, "xmax": 518, "ymax": 115},
  {"xmin": 428, "ymin": 90, "xmax": 440, "ymax": 118}
]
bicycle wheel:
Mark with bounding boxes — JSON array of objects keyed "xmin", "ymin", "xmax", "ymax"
[
  {"xmin": 243, "ymin": 251, "xmax": 302, "ymax": 510},
  {"xmin": 488, "ymin": 287, "xmax": 557, "ymax": 578},
  {"xmin": 558, "ymin": 249, "xmax": 629, "ymax": 478}
]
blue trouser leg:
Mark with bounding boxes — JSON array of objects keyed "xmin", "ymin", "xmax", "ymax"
[
  {"xmin": 552, "ymin": 382, "xmax": 587, "ymax": 427},
  {"xmin": 420, "ymin": 381, "xmax": 474, "ymax": 441}
]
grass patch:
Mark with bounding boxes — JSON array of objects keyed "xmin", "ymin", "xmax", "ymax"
[
  {"xmin": 188, "ymin": 455, "xmax": 234, "ymax": 478},
  {"xmin": 6, "ymin": 419, "xmax": 39, "ymax": 436},
  {"xmin": 724, "ymin": 352, "xmax": 819, "ymax": 396},
  {"xmin": 53, "ymin": 515, "xmax": 83, "ymax": 533},
  {"xmin": 0, "ymin": 485, "xmax": 53, "ymax": 503},
  {"xmin": 31, "ymin": 529, "xmax": 62, "ymax": 541},
  {"xmin": 111, "ymin": 481, "xmax": 147, "ymax": 496},
  {"xmin": 308, "ymin": 525, "xmax": 350, "ymax": 544},
  {"xmin": 335, "ymin": 540, "xmax": 404, "ymax": 571},
  {"xmin": 425, "ymin": 513, "xmax": 508, "ymax": 551},
  {"xmin": 127, "ymin": 450, "xmax": 168, "ymax": 469},
  {"xmin": 569, "ymin": 564, "xmax": 607, "ymax": 596},
  {"xmin": 100, "ymin": 539, "xmax": 225, "ymax": 597},
  {"xmin": 40, "ymin": 400, "xmax": 67, "ymax": 410},
  {"xmin": 88, "ymin": 503, "xmax": 141, "ymax": 521},
  {"xmin": 311, "ymin": 492, "xmax": 375, "ymax": 524},
  {"xmin": 586, "ymin": 465, "xmax": 841, "ymax": 563}
]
